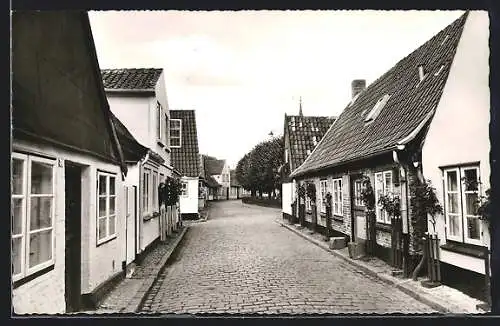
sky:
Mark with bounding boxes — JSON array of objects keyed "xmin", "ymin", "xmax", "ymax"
[{"xmin": 88, "ymin": 10, "xmax": 464, "ymax": 169}]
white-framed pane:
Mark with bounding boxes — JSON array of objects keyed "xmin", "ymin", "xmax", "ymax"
[
  {"xmin": 12, "ymin": 198, "xmax": 23, "ymax": 234},
  {"xmin": 465, "ymin": 193, "xmax": 479, "ymax": 215},
  {"xmin": 98, "ymin": 197, "xmax": 107, "ymax": 217},
  {"xmin": 98, "ymin": 218, "xmax": 107, "ymax": 240},
  {"xmin": 12, "ymin": 158, "xmax": 24, "ymax": 195},
  {"xmin": 466, "ymin": 216, "xmax": 480, "ymax": 240},
  {"xmin": 171, "ymin": 129, "xmax": 180, "ymax": 137},
  {"xmin": 446, "ymin": 170, "xmax": 458, "ymax": 191},
  {"xmin": 463, "ymin": 168, "xmax": 478, "ymax": 191},
  {"xmin": 108, "ymin": 215, "xmax": 116, "ymax": 236},
  {"xmin": 448, "ymin": 214, "xmax": 460, "ymax": 236},
  {"xmin": 28, "ymin": 229, "xmax": 52, "ymax": 268},
  {"xmin": 30, "ymin": 197, "xmax": 52, "ymax": 230},
  {"xmin": 384, "ymin": 172, "xmax": 392, "ymax": 194},
  {"xmin": 99, "ymin": 175, "xmax": 107, "ymax": 195},
  {"xmin": 109, "ymin": 176, "xmax": 116, "ymax": 195},
  {"xmin": 12, "ymin": 237, "xmax": 22, "ymax": 275},
  {"xmin": 31, "ymin": 161, "xmax": 53, "ymax": 194},
  {"xmin": 170, "ymin": 120, "xmax": 181, "ymax": 129},
  {"xmin": 109, "ymin": 196, "xmax": 116, "ymax": 215},
  {"xmin": 171, "ymin": 138, "xmax": 180, "ymax": 147},
  {"xmin": 447, "ymin": 193, "xmax": 459, "ymax": 214}
]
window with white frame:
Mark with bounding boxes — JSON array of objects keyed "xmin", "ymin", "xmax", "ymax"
[
  {"xmin": 374, "ymin": 171, "xmax": 393, "ymax": 224},
  {"xmin": 365, "ymin": 94, "xmax": 391, "ymax": 123},
  {"xmin": 332, "ymin": 178, "xmax": 343, "ymax": 216},
  {"xmin": 142, "ymin": 168, "xmax": 150, "ymax": 215},
  {"xmin": 305, "ymin": 193, "xmax": 311, "ymax": 211},
  {"xmin": 444, "ymin": 166, "xmax": 482, "ymax": 245},
  {"xmin": 319, "ymin": 179, "xmax": 328, "ymax": 214},
  {"xmin": 164, "ymin": 114, "xmax": 169, "ymax": 146},
  {"xmin": 156, "ymin": 102, "xmax": 163, "ymax": 142},
  {"xmin": 97, "ymin": 172, "xmax": 117, "ymax": 244},
  {"xmin": 181, "ymin": 181, "xmax": 188, "ymax": 197},
  {"xmin": 152, "ymin": 171, "xmax": 158, "ymax": 211},
  {"xmin": 11, "ymin": 153, "xmax": 55, "ymax": 281},
  {"xmin": 170, "ymin": 119, "xmax": 182, "ymax": 148},
  {"xmin": 354, "ymin": 180, "xmax": 364, "ymax": 207}
]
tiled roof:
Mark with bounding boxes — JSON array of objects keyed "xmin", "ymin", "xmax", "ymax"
[
  {"xmin": 101, "ymin": 68, "xmax": 162, "ymax": 90},
  {"xmin": 205, "ymin": 174, "xmax": 221, "ymax": 188},
  {"xmin": 292, "ymin": 12, "xmax": 468, "ymax": 177},
  {"xmin": 110, "ymin": 112, "xmax": 148, "ymax": 163},
  {"xmin": 230, "ymin": 170, "xmax": 241, "ymax": 187},
  {"xmin": 285, "ymin": 115, "xmax": 336, "ymax": 171},
  {"xmin": 204, "ymin": 156, "xmax": 225, "ymax": 175},
  {"xmin": 170, "ymin": 110, "xmax": 201, "ymax": 177}
]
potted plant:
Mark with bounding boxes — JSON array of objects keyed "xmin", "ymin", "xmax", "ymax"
[
  {"xmin": 324, "ymin": 192, "xmax": 332, "ymax": 241},
  {"xmin": 409, "ymin": 178, "xmax": 443, "ymax": 281}
]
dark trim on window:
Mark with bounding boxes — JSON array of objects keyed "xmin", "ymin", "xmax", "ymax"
[
  {"xmin": 13, "ymin": 264, "xmax": 54, "ymax": 289},
  {"xmin": 157, "ymin": 141, "xmax": 165, "ymax": 148},
  {"xmin": 96, "ymin": 235, "xmax": 117, "ymax": 248},
  {"xmin": 11, "ymin": 149, "xmax": 57, "ymax": 161},
  {"xmin": 440, "ymin": 241, "xmax": 487, "ymax": 259},
  {"xmin": 438, "ymin": 161, "xmax": 480, "ymax": 170},
  {"xmin": 376, "ymin": 222, "xmax": 392, "ymax": 232}
]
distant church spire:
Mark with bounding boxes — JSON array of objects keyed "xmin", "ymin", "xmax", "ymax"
[{"xmin": 299, "ymin": 96, "xmax": 303, "ymax": 116}]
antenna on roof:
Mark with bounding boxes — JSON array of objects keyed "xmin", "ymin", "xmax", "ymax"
[{"xmin": 299, "ymin": 96, "xmax": 303, "ymax": 117}]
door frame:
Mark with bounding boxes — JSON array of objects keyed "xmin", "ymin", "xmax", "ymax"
[
  {"xmin": 350, "ymin": 173, "xmax": 365, "ymax": 243},
  {"xmin": 64, "ymin": 162, "xmax": 83, "ymax": 313}
]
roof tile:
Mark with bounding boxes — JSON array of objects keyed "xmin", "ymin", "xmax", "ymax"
[
  {"xmin": 292, "ymin": 12, "xmax": 468, "ymax": 177},
  {"xmin": 101, "ymin": 68, "xmax": 162, "ymax": 90},
  {"xmin": 170, "ymin": 110, "xmax": 201, "ymax": 177}
]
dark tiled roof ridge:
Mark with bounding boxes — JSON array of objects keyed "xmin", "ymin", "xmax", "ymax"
[
  {"xmin": 291, "ymin": 12, "xmax": 468, "ymax": 177},
  {"xmin": 101, "ymin": 68, "xmax": 163, "ymax": 90},
  {"xmin": 170, "ymin": 110, "xmax": 201, "ymax": 177}
]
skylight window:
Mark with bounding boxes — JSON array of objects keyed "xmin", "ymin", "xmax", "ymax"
[
  {"xmin": 349, "ymin": 93, "xmax": 361, "ymax": 107},
  {"xmin": 441, "ymin": 34, "xmax": 449, "ymax": 45},
  {"xmin": 306, "ymin": 149, "xmax": 311, "ymax": 156},
  {"xmin": 364, "ymin": 94, "xmax": 391, "ymax": 123},
  {"xmin": 418, "ymin": 65, "xmax": 426, "ymax": 82}
]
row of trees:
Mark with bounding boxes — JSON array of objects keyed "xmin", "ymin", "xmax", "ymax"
[{"xmin": 235, "ymin": 136, "xmax": 284, "ymax": 199}]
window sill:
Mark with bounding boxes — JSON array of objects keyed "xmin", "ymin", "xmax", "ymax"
[
  {"xmin": 376, "ymin": 222, "xmax": 392, "ymax": 232},
  {"xmin": 97, "ymin": 235, "xmax": 117, "ymax": 247},
  {"xmin": 13, "ymin": 264, "xmax": 55, "ymax": 289},
  {"xmin": 441, "ymin": 241, "xmax": 487, "ymax": 259},
  {"xmin": 332, "ymin": 215, "xmax": 343, "ymax": 222},
  {"xmin": 143, "ymin": 212, "xmax": 160, "ymax": 222}
]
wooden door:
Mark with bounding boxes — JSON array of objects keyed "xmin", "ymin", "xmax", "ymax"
[{"xmin": 351, "ymin": 175, "xmax": 367, "ymax": 247}]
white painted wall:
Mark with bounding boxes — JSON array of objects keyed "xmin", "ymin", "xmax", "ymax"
[
  {"xmin": 141, "ymin": 217, "xmax": 160, "ymax": 251},
  {"xmin": 179, "ymin": 177, "xmax": 199, "ymax": 214},
  {"xmin": 12, "ymin": 139, "xmax": 126, "ymax": 312},
  {"xmin": 422, "ymin": 11, "xmax": 490, "ymax": 274},
  {"xmin": 107, "ymin": 95, "xmax": 151, "ymax": 148},
  {"xmin": 282, "ymin": 182, "xmax": 292, "ymax": 214}
]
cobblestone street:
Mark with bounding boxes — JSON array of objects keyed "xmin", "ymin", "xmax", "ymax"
[{"xmin": 140, "ymin": 200, "xmax": 437, "ymax": 314}]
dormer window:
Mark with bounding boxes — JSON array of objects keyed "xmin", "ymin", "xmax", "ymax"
[
  {"xmin": 364, "ymin": 94, "xmax": 390, "ymax": 123},
  {"xmin": 299, "ymin": 121, "xmax": 303, "ymax": 128},
  {"xmin": 169, "ymin": 119, "xmax": 182, "ymax": 148},
  {"xmin": 306, "ymin": 149, "xmax": 311, "ymax": 156}
]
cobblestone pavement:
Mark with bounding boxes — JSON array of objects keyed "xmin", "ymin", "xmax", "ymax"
[{"xmin": 140, "ymin": 200, "xmax": 437, "ymax": 314}]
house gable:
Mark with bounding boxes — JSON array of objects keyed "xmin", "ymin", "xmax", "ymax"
[
  {"xmin": 12, "ymin": 11, "xmax": 124, "ymax": 167},
  {"xmin": 170, "ymin": 110, "xmax": 201, "ymax": 177},
  {"xmin": 291, "ymin": 12, "xmax": 468, "ymax": 178}
]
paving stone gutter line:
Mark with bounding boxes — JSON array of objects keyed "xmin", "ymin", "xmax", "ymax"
[
  {"xmin": 123, "ymin": 226, "xmax": 190, "ymax": 313},
  {"xmin": 275, "ymin": 219, "xmax": 486, "ymax": 315}
]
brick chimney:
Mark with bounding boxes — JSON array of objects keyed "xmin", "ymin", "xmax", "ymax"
[{"xmin": 351, "ymin": 79, "xmax": 366, "ymax": 99}]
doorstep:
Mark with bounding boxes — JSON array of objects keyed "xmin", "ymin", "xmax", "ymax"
[
  {"xmin": 275, "ymin": 219, "xmax": 489, "ymax": 314},
  {"xmin": 93, "ymin": 226, "xmax": 190, "ymax": 314}
]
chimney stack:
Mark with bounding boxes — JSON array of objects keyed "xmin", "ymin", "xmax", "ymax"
[{"xmin": 351, "ymin": 79, "xmax": 366, "ymax": 99}]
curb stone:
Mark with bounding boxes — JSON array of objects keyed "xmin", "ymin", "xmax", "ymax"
[
  {"xmin": 120, "ymin": 226, "xmax": 190, "ymax": 313},
  {"xmin": 275, "ymin": 219, "xmax": 483, "ymax": 314}
]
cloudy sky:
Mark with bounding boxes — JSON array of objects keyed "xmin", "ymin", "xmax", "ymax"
[{"xmin": 89, "ymin": 10, "xmax": 464, "ymax": 169}]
